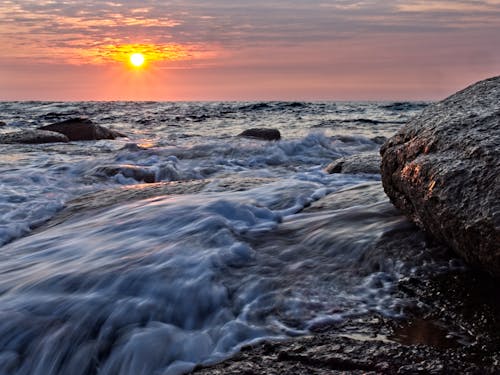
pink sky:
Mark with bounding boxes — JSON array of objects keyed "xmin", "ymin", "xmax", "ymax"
[{"xmin": 1, "ymin": 0, "xmax": 499, "ymax": 101}]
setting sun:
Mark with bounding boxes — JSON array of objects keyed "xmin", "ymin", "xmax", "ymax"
[{"xmin": 130, "ymin": 53, "xmax": 145, "ymax": 67}]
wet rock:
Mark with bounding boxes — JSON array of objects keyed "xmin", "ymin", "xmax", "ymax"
[
  {"xmin": 0, "ymin": 121, "xmax": 6, "ymax": 126},
  {"xmin": 193, "ymin": 333, "xmax": 497, "ymax": 374},
  {"xmin": 38, "ymin": 118, "xmax": 125, "ymax": 141},
  {"xmin": 380, "ymin": 76, "xmax": 500, "ymax": 277},
  {"xmin": 304, "ymin": 182, "xmax": 386, "ymax": 212},
  {"xmin": 91, "ymin": 165, "xmax": 156, "ymax": 183},
  {"xmin": 325, "ymin": 153, "xmax": 380, "ymax": 174},
  {"xmin": 193, "ymin": 227, "xmax": 500, "ymax": 374},
  {"xmin": 0, "ymin": 129, "xmax": 69, "ymax": 144},
  {"xmin": 238, "ymin": 128, "xmax": 281, "ymax": 141}
]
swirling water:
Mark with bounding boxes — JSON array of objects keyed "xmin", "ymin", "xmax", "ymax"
[{"xmin": 0, "ymin": 101, "xmax": 440, "ymax": 374}]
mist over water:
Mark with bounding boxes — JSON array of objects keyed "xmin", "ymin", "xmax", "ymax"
[{"xmin": 0, "ymin": 101, "xmax": 441, "ymax": 374}]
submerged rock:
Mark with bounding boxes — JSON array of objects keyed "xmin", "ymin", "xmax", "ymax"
[
  {"xmin": 325, "ymin": 153, "xmax": 380, "ymax": 174},
  {"xmin": 380, "ymin": 76, "xmax": 500, "ymax": 277},
  {"xmin": 33, "ymin": 177, "xmax": 277, "ymax": 233},
  {"xmin": 0, "ymin": 129, "xmax": 69, "ymax": 144},
  {"xmin": 38, "ymin": 118, "xmax": 125, "ymax": 141},
  {"xmin": 238, "ymin": 128, "xmax": 281, "ymax": 141},
  {"xmin": 370, "ymin": 135, "xmax": 388, "ymax": 144},
  {"xmin": 92, "ymin": 165, "xmax": 156, "ymax": 183}
]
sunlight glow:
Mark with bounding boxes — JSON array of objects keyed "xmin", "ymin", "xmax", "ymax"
[{"xmin": 130, "ymin": 53, "xmax": 145, "ymax": 67}]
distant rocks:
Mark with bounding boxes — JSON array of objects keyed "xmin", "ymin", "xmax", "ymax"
[
  {"xmin": 238, "ymin": 128, "xmax": 281, "ymax": 141},
  {"xmin": 381, "ymin": 76, "xmax": 500, "ymax": 277},
  {"xmin": 325, "ymin": 152, "xmax": 380, "ymax": 174},
  {"xmin": 0, "ymin": 129, "xmax": 69, "ymax": 144},
  {"xmin": 0, "ymin": 118, "xmax": 126, "ymax": 144},
  {"xmin": 38, "ymin": 118, "xmax": 125, "ymax": 141}
]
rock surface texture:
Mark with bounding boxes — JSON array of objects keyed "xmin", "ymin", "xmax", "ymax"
[
  {"xmin": 238, "ymin": 128, "xmax": 281, "ymax": 141},
  {"xmin": 38, "ymin": 118, "xmax": 125, "ymax": 141},
  {"xmin": 380, "ymin": 76, "xmax": 500, "ymax": 277}
]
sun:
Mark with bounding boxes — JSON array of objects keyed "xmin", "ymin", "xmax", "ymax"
[{"xmin": 130, "ymin": 53, "xmax": 145, "ymax": 67}]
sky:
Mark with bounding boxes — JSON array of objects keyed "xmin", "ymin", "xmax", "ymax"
[{"xmin": 0, "ymin": 0, "xmax": 499, "ymax": 101}]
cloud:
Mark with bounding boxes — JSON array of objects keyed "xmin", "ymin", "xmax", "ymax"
[
  {"xmin": 0, "ymin": 0, "xmax": 499, "ymax": 66},
  {"xmin": 396, "ymin": 0, "xmax": 500, "ymax": 12}
]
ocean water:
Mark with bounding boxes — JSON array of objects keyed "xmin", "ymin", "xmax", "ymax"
[{"xmin": 0, "ymin": 101, "xmax": 451, "ymax": 375}]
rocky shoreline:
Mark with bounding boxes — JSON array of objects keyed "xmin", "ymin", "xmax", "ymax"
[
  {"xmin": 191, "ymin": 268, "xmax": 499, "ymax": 374},
  {"xmin": 191, "ymin": 77, "xmax": 500, "ymax": 374},
  {"xmin": 190, "ymin": 223, "xmax": 499, "ymax": 374}
]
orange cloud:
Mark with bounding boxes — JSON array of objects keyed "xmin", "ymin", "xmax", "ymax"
[{"xmin": 80, "ymin": 43, "xmax": 216, "ymax": 65}]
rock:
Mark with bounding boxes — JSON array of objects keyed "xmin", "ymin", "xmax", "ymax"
[
  {"xmin": 0, "ymin": 129, "xmax": 69, "ymax": 144},
  {"xmin": 304, "ymin": 182, "xmax": 386, "ymax": 212},
  {"xmin": 38, "ymin": 118, "xmax": 125, "ymax": 141},
  {"xmin": 380, "ymin": 76, "xmax": 500, "ymax": 277},
  {"xmin": 194, "ymin": 325, "xmax": 497, "ymax": 374},
  {"xmin": 325, "ymin": 153, "xmax": 380, "ymax": 174},
  {"xmin": 0, "ymin": 121, "xmax": 6, "ymax": 126},
  {"xmin": 91, "ymin": 165, "xmax": 157, "ymax": 183},
  {"xmin": 238, "ymin": 128, "xmax": 281, "ymax": 141}
]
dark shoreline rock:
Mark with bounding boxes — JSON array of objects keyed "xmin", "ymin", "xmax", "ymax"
[
  {"xmin": 238, "ymin": 128, "xmax": 281, "ymax": 141},
  {"xmin": 0, "ymin": 129, "xmax": 69, "ymax": 144},
  {"xmin": 380, "ymin": 76, "xmax": 500, "ymax": 277},
  {"xmin": 38, "ymin": 118, "xmax": 126, "ymax": 141},
  {"xmin": 193, "ymin": 268, "xmax": 500, "ymax": 374}
]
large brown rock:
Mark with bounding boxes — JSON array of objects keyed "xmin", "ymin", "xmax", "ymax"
[
  {"xmin": 380, "ymin": 76, "xmax": 500, "ymax": 276},
  {"xmin": 38, "ymin": 118, "xmax": 125, "ymax": 141}
]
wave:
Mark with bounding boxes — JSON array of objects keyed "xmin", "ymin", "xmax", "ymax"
[
  {"xmin": 0, "ymin": 181, "xmax": 440, "ymax": 375},
  {"xmin": 381, "ymin": 102, "xmax": 429, "ymax": 111}
]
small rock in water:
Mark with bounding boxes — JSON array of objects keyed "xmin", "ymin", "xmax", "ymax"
[
  {"xmin": 0, "ymin": 129, "xmax": 69, "ymax": 144},
  {"xmin": 92, "ymin": 165, "xmax": 156, "ymax": 183},
  {"xmin": 325, "ymin": 152, "xmax": 381, "ymax": 174},
  {"xmin": 370, "ymin": 135, "xmax": 388, "ymax": 144},
  {"xmin": 0, "ymin": 121, "xmax": 6, "ymax": 126},
  {"xmin": 381, "ymin": 75, "xmax": 500, "ymax": 277},
  {"xmin": 38, "ymin": 118, "xmax": 126, "ymax": 141},
  {"xmin": 238, "ymin": 128, "xmax": 281, "ymax": 141}
]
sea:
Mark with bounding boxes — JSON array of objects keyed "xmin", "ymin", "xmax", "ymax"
[{"xmin": 0, "ymin": 101, "xmax": 458, "ymax": 374}]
